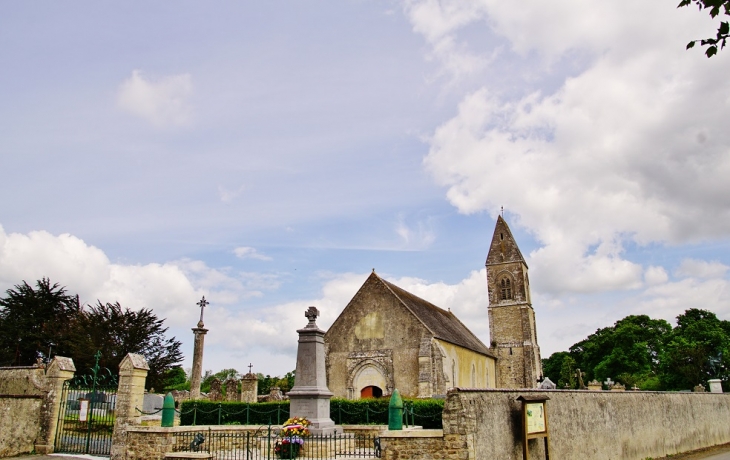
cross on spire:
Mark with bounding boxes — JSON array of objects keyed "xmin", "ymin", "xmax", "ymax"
[
  {"xmin": 197, "ymin": 296, "xmax": 209, "ymax": 327},
  {"xmin": 248, "ymin": 363, "xmax": 253, "ymax": 374}
]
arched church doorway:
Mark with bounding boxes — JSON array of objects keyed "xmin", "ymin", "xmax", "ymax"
[{"xmin": 360, "ymin": 385, "xmax": 383, "ymax": 399}]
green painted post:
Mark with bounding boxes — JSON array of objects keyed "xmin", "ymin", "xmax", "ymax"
[
  {"xmin": 218, "ymin": 403, "xmax": 222, "ymax": 425},
  {"xmin": 161, "ymin": 392, "xmax": 175, "ymax": 427},
  {"xmin": 388, "ymin": 389, "xmax": 403, "ymax": 430}
]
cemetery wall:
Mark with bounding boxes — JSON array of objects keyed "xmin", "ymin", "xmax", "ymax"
[
  {"xmin": 442, "ymin": 388, "xmax": 730, "ymax": 460},
  {"xmin": 0, "ymin": 366, "xmax": 47, "ymax": 457},
  {"xmin": 0, "ymin": 396, "xmax": 43, "ymax": 457}
]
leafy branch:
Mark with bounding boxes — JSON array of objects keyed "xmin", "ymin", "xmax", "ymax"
[{"xmin": 679, "ymin": 0, "xmax": 730, "ymax": 57}]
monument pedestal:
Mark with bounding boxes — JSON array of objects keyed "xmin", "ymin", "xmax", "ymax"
[{"xmin": 288, "ymin": 307, "xmax": 340, "ymax": 435}]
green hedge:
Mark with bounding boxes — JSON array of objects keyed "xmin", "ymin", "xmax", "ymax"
[
  {"xmin": 179, "ymin": 400, "xmax": 290, "ymax": 426},
  {"xmin": 179, "ymin": 398, "xmax": 444, "ymax": 429}
]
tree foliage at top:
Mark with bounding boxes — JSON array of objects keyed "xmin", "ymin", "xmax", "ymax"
[
  {"xmin": 0, "ymin": 279, "xmax": 183, "ymax": 391},
  {"xmin": 543, "ymin": 309, "xmax": 730, "ymax": 391},
  {"xmin": 680, "ymin": 0, "xmax": 730, "ymax": 57},
  {"xmin": 0, "ymin": 278, "xmax": 81, "ymax": 366},
  {"xmin": 69, "ymin": 301, "xmax": 183, "ymax": 391}
]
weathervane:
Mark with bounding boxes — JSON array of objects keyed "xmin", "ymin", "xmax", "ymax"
[{"xmin": 197, "ymin": 296, "xmax": 209, "ymax": 327}]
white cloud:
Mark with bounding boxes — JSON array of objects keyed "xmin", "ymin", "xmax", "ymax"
[
  {"xmin": 405, "ymin": 0, "xmax": 730, "ymax": 297},
  {"xmin": 395, "ymin": 214, "xmax": 435, "ymax": 248},
  {"xmin": 117, "ymin": 69, "xmax": 193, "ymax": 127},
  {"xmin": 0, "ymin": 226, "xmax": 265, "ymax": 328},
  {"xmin": 233, "ymin": 246, "xmax": 273, "ymax": 261},
  {"xmin": 676, "ymin": 258, "xmax": 729, "ymax": 279},
  {"xmin": 644, "ymin": 265, "xmax": 669, "ymax": 286}
]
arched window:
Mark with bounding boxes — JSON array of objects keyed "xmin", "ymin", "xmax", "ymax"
[{"xmin": 500, "ymin": 277, "xmax": 512, "ymax": 300}]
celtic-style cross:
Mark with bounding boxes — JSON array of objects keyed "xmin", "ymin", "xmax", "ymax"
[
  {"xmin": 305, "ymin": 306, "xmax": 319, "ymax": 327},
  {"xmin": 197, "ymin": 296, "xmax": 209, "ymax": 326}
]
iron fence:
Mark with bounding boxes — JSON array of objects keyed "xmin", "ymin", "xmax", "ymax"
[{"xmin": 172, "ymin": 428, "xmax": 381, "ymax": 459}]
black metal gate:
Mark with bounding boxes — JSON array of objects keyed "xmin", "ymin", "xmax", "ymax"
[{"xmin": 55, "ymin": 353, "xmax": 117, "ymax": 456}]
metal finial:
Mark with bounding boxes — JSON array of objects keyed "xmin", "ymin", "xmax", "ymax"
[{"xmin": 197, "ymin": 296, "xmax": 209, "ymax": 326}]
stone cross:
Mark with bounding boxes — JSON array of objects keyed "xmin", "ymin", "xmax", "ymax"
[
  {"xmin": 305, "ymin": 306, "xmax": 319, "ymax": 326},
  {"xmin": 604, "ymin": 377, "xmax": 614, "ymax": 388},
  {"xmin": 196, "ymin": 296, "xmax": 209, "ymax": 327}
]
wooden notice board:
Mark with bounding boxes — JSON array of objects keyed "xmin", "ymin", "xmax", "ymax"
[{"xmin": 516, "ymin": 395, "xmax": 551, "ymax": 460}]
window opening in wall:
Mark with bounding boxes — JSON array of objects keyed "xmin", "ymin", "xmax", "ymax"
[
  {"xmin": 500, "ymin": 278, "xmax": 512, "ymax": 300},
  {"xmin": 500, "ymin": 233, "xmax": 504, "ymax": 240}
]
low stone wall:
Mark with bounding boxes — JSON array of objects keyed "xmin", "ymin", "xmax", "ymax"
[
  {"xmin": 379, "ymin": 429, "xmax": 467, "ymax": 460},
  {"xmin": 446, "ymin": 388, "xmax": 730, "ymax": 460},
  {"xmin": 0, "ymin": 395, "xmax": 43, "ymax": 457}
]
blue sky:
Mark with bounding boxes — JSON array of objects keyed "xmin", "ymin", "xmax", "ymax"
[{"xmin": 1, "ymin": 1, "xmax": 729, "ymax": 378}]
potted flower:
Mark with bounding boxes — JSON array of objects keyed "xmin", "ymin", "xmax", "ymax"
[{"xmin": 274, "ymin": 417, "xmax": 311, "ymax": 459}]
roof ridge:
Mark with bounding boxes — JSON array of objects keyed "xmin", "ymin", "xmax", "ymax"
[{"xmin": 372, "ymin": 272, "xmax": 439, "ymax": 338}]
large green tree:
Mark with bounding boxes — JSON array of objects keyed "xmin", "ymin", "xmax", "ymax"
[
  {"xmin": 69, "ymin": 301, "xmax": 183, "ymax": 391},
  {"xmin": 570, "ymin": 315, "xmax": 670, "ymax": 390},
  {"xmin": 660, "ymin": 308, "xmax": 730, "ymax": 390},
  {"xmin": 680, "ymin": 0, "xmax": 730, "ymax": 57},
  {"xmin": 0, "ymin": 278, "xmax": 81, "ymax": 366}
]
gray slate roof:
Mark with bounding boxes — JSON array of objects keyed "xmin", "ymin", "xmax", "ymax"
[{"xmin": 376, "ymin": 274, "xmax": 494, "ymax": 358}]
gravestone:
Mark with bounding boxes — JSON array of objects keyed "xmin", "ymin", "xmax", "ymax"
[
  {"xmin": 225, "ymin": 377, "xmax": 239, "ymax": 401},
  {"xmin": 240, "ymin": 369, "xmax": 258, "ymax": 403},
  {"xmin": 693, "ymin": 384, "xmax": 706, "ymax": 392},
  {"xmin": 143, "ymin": 393, "xmax": 164, "ymax": 413},
  {"xmin": 709, "ymin": 379, "xmax": 723, "ymax": 393},
  {"xmin": 538, "ymin": 377, "xmax": 556, "ymax": 389},
  {"xmin": 587, "ymin": 380, "xmax": 602, "ymax": 391},
  {"xmin": 209, "ymin": 378, "xmax": 223, "ymax": 401}
]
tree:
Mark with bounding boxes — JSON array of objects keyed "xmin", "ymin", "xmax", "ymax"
[
  {"xmin": 69, "ymin": 301, "xmax": 183, "ymax": 391},
  {"xmin": 542, "ymin": 351, "xmax": 570, "ymax": 384},
  {"xmin": 660, "ymin": 308, "xmax": 730, "ymax": 390},
  {"xmin": 570, "ymin": 315, "xmax": 670, "ymax": 389},
  {"xmin": 201, "ymin": 368, "xmax": 239, "ymax": 393},
  {"xmin": 680, "ymin": 0, "xmax": 730, "ymax": 57},
  {"xmin": 0, "ymin": 278, "xmax": 81, "ymax": 366}
]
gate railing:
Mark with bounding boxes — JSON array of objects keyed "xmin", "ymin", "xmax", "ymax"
[
  {"xmin": 171, "ymin": 427, "xmax": 381, "ymax": 459},
  {"xmin": 54, "ymin": 350, "xmax": 118, "ymax": 456}
]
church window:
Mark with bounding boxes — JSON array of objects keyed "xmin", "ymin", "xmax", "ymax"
[{"xmin": 500, "ymin": 277, "xmax": 512, "ymax": 300}]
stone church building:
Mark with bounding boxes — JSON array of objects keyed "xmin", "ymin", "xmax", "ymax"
[{"xmin": 324, "ymin": 216, "xmax": 542, "ymax": 399}]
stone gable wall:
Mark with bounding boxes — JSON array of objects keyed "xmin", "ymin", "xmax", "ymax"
[{"xmin": 325, "ymin": 278, "xmax": 430, "ymax": 398}]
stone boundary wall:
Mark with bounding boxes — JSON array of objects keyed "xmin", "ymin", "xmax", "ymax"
[
  {"xmin": 0, "ymin": 395, "xmax": 43, "ymax": 457},
  {"xmin": 446, "ymin": 388, "xmax": 730, "ymax": 460}
]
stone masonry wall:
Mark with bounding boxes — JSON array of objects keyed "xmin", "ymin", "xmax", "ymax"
[
  {"xmin": 448, "ymin": 388, "xmax": 730, "ymax": 460},
  {"xmin": 0, "ymin": 396, "xmax": 43, "ymax": 457}
]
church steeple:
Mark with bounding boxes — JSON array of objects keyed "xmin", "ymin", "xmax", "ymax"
[
  {"xmin": 486, "ymin": 216, "xmax": 541, "ymax": 389},
  {"xmin": 486, "ymin": 215, "xmax": 527, "ymax": 267}
]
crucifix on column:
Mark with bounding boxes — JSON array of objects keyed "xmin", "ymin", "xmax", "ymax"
[{"xmin": 197, "ymin": 296, "xmax": 209, "ymax": 328}]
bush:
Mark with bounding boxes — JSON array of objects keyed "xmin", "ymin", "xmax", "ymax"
[
  {"xmin": 178, "ymin": 397, "xmax": 444, "ymax": 429},
  {"xmin": 179, "ymin": 400, "xmax": 290, "ymax": 426}
]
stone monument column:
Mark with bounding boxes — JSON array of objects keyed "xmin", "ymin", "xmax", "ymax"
[
  {"xmin": 288, "ymin": 306, "xmax": 338, "ymax": 435},
  {"xmin": 190, "ymin": 296, "xmax": 209, "ymax": 400}
]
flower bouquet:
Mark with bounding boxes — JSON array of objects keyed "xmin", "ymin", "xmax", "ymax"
[{"xmin": 274, "ymin": 417, "xmax": 311, "ymax": 459}]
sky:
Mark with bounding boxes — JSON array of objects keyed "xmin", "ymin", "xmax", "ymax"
[{"xmin": 1, "ymin": 1, "xmax": 729, "ymax": 378}]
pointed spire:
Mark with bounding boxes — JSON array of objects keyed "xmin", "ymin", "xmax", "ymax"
[{"xmin": 486, "ymin": 215, "xmax": 527, "ymax": 267}]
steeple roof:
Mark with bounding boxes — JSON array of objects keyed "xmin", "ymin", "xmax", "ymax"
[{"xmin": 486, "ymin": 215, "xmax": 527, "ymax": 267}]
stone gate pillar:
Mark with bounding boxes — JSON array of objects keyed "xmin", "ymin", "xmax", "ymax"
[
  {"xmin": 288, "ymin": 306, "xmax": 338, "ymax": 435},
  {"xmin": 240, "ymin": 372, "xmax": 258, "ymax": 403},
  {"xmin": 35, "ymin": 356, "xmax": 75, "ymax": 454},
  {"xmin": 110, "ymin": 353, "xmax": 149, "ymax": 460}
]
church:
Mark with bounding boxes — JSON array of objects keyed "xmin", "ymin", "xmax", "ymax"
[{"xmin": 324, "ymin": 216, "xmax": 542, "ymax": 399}]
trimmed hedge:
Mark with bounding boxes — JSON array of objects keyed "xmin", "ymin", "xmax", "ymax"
[
  {"xmin": 179, "ymin": 398, "xmax": 444, "ymax": 429},
  {"xmin": 179, "ymin": 400, "xmax": 290, "ymax": 426}
]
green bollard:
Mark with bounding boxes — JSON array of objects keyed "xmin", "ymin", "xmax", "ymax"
[
  {"xmin": 388, "ymin": 389, "xmax": 403, "ymax": 430},
  {"xmin": 161, "ymin": 392, "xmax": 175, "ymax": 427}
]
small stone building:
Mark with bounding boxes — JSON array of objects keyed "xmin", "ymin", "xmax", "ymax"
[{"xmin": 325, "ymin": 272, "xmax": 497, "ymax": 399}]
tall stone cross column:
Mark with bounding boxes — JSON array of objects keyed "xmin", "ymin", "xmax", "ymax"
[
  {"xmin": 190, "ymin": 296, "xmax": 209, "ymax": 400},
  {"xmin": 288, "ymin": 306, "xmax": 339, "ymax": 435}
]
